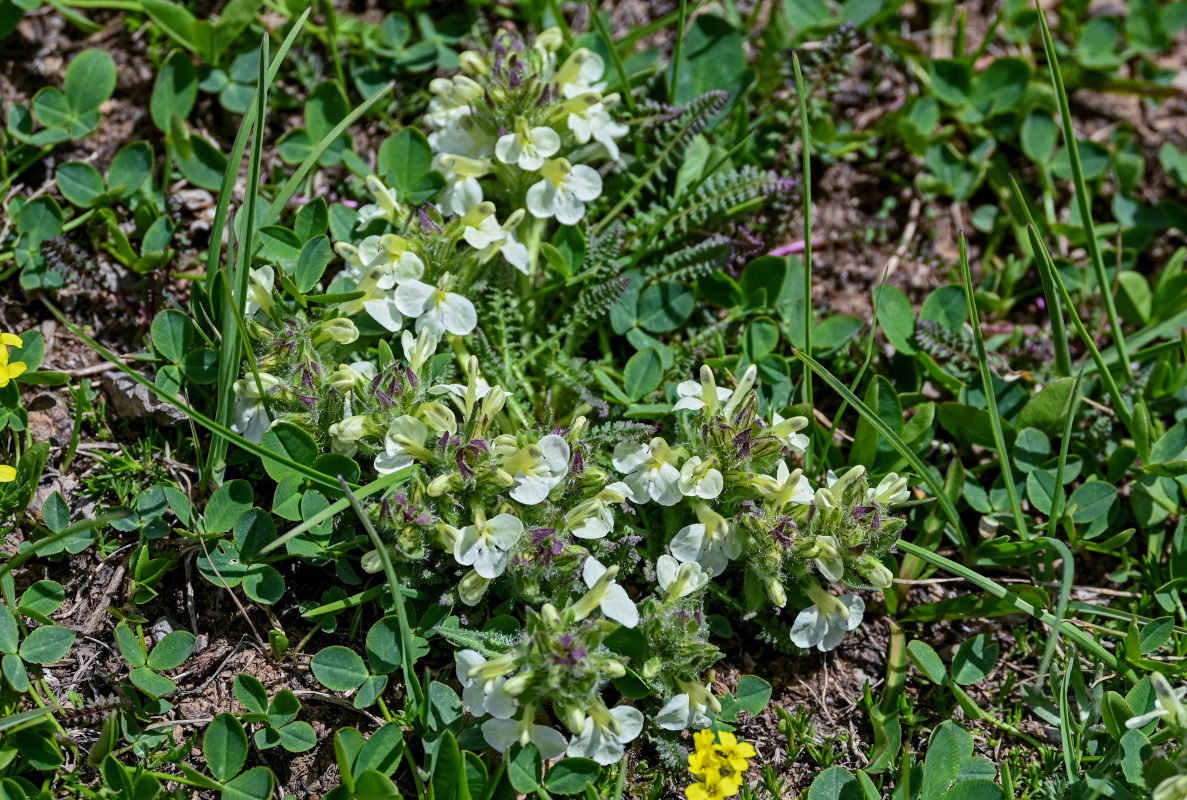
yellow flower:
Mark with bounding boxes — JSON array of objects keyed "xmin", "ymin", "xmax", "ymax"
[
  {"xmin": 692, "ymin": 729, "xmax": 718, "ymax": 754},
  {"xmin": 685, "ymin": 772, "xmax": 741, "ymax": 800},
  {"xmin": 0, "ymin": 465, "xmax": 14, "ymax": 482},
  {"xmin": 688, "ymin": 745, "xmax": 722, "ymax": 780},
  {"xmin": 0, "ymin": 333, "xmax": 26, "ymax": 388},
  {"xmin": 715, "ymin": 731, "xmax": 756, "ymax": 772}
]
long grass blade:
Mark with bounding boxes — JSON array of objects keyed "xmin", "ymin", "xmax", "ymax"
[
  {"xmin": 792, "ymin": 52, "xmax": 814, "ymax": 476},
  {"xmin": 340, "ymin": 479, "xmax": 425, "ymax": 708},
  {"xmin": 208, "ymin": 34, "xmax": 272, "ymax": 488},
  {"xmin": 1007, "ymin": 175, "xmax": 1071, "ymax": 375},
  {"xmin": 896, "ymin": 540, "xmax": 1132, "ymax": 681},
  {"xmin": 957, "ymin": 233, "xmax": 1028, "ymax": 539},
  {"xmin": 1034, "ymin": 2, "xmax": 1132, "ymax": 378}
]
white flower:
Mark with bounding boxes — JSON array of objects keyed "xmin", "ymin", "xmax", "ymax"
[
  {"xmin": 496, "ymin": 120, "xmax": 561, "ymax": 171},
  {"xmin": 812, "ymin": 535, "xmax": 844, "ymax": 582},
  {"xmin": 771, "ymin": 412, "xmax": 810, "ymax": 454},
  {"xmin": 869, "ymin": 473, "xmax": 910, "ymax": 506},
  {"xmin": 401, "ymin": 329, "xmax": 439, "ymax": 373},
  {"xmin": 356, "ymin": 175, "xmax": 404, "ymax": 228},
  {"xmin": 454, "ymin": 649, "xmax": 516, "ymax": 719},
  {"xmin": 672, "ymin": 368, "xmax": 733, "ymax": 413},
  {"xmin": 374, "ymin": 415, "xmax": 432, "ymax": 475},
  {"xmin": 482, "ymin": 713, "xmax": 567, "ymax": 760},
  {"xmin": 566, "ymin": 704, "xmax": 643, "ymax": 766},
  {"xmin": 790, "ymin": 587, "xmax": 865, "ymax": 652},
  {"xmin": 1126, "ymin": 673, "xmax": 1187, "ymax": 730},
  {"xmin": 567, "ymin": 100, "xmax": 628, "ymax": 161},
  {"xmin": 564, "ymin": 501, "xmax": 610, "ymax": 540},
  {"xmin": 582, "ymin": 557, "xmax": 638, "ymax": 628},
  {"xmin": 460, "ymin": 203, "xmax": 529, "ymax": 273},
  {"xmin": 454, "ymin": 511, "xmax": 523, "ymax": 579},
  {"xmin": 555, "ymin": 49, "xmax": 606, "ymax": 98},
  {"xmin": 612, "ymin": 437, "xmax": 682, "ymax": 506},
  {"xmin": 337, "ymin": 266, "xmax": 403, "ymax": 333},
  {"xmin": 669, "ymin": 503, "xmax": 742, "ymax": 578},
  {"xmin": 230, "ymin": 374, "xmax": 280, "ymax": 443},
  {"xmin": 244, "ymin": 265, "xmax": 274, "ymax": 316},
  {"xmin": 678, "ymin": 456, "xmax": 723, "ymax": 500},
  {"xmin": 428, "ymin": 114, "xmax": 491, "ymax": 159},
  {"xmin": 358, "ymin": 234, "xmax": 426, "ymax": 280},
  {"xmin": 655, "ymin": 682, "xmax": 717, "ymax": 731},
  {"xmin": 753, "ymin": 460, "xmax": 814, "ymax": 509},
  {"xmin": 526, "ymin": 158, "xmax": 602, "ymax": 226},
  {"xmin": 395, "ymin": 273, "xmax": 478, "ymax": 336},
  {"xmin": 656, "ymin": 555, "xmax": 708, "ymax": 599},
  {"xmin": 434, "ymin": 153, "xmax": 488, "ymax": 216},
  {"xmin": 493, "ymin": 434, "xmax": 570, "ymax": 505}
]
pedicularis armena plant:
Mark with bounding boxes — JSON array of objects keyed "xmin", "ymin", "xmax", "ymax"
[{"xmin": 230, "ymin": 29, "xmax": 906, "ymax": 766}]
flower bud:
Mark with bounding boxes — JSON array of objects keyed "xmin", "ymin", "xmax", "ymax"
[
  {"xmin": 417, "ymin": 401, "xmax": 457, "ymax": 434},
  {"xmin": 767, "ymin": 578, "xmax": 787, "ymax": 608},
  {"xmin": 502, "ymin": 673, "xmax": 531, "ymax": 696},
  {"xmin": 856, "ymin": 555, "xmax": 894, "ymax": 589},
  {"xmin": 479, "ymin": 385, "xmax": 506, "ymax": 423},
  {"xmin": 314, "ymin": 318, "xmax": 359, "ymax": 347},
  {"xmin": 436, "ymin": 522, "xmax": 460, "ymax": 550},
  {"xmin": 722, "ymin": 364, "xmax": 758, "ymax": 419},
  {"xmin": 428, "ymin": 472, "xmax": 460, "ymax": 496},
  {"xmin": 458, "ymin": 570, "xmax": 490, "ymax": 606},
  {"xmin": 603, "ymin": 659, "xmax": 626, "ymax": 679},
  {"xmin": 534, "ymin": 27, "xmax": 563, "ymax": 52},
  {"xmin": 563, "ymin": 705, "xmax": 586, "ymax": 734},
  {"xmin": 540, "ymin": 603, "xmax": 563, "ymax": 627},
  {"xmin": 458, "ymin": 49, "xmax": 488, "ymax": 75}
]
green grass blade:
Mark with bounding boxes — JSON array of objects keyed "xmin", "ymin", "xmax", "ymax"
[
  {"xmin": 1034, "ymin": 2, "xmax": 1132, "ymax": 378},
  {"xmin": 792, "ymin": 52, "xmax": 814, "ymax": 476},
  {"xmin": 259, "ymin": 82, "xmax": 394, "ymax": 227},
  {"xmin": 1007, "ymin": 175, "xmax": 1071, "ymax": 375},
  {"xmin": 957, "ymin": 233, "xmax": 1028, "ymax": 539},
  {"xmin": 208, "ymin": 34, "xmax": 271, "ymax": 488},
  {"xmin": 588, "ymin": 2, "xmax": 637, "ymax": 113},
  {"xmin": 259, "ymin": 468, "xmax": 410, "ymax": 556},
  {"xmin": 204, "ymin": 8, "xmax": 310, "ymax": 286},
  {"xmin": 896, "ymin": 540, "xmax": 1132, "ymax": 681},
  {"xmin": 792, "ymin": 349, "xmax": 971, "ymax": 549}
]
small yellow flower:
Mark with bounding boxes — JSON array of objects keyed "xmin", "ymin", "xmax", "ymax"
[
  {"xmin": 688, "ymin": 746, "xmax": 722, "ymax": 780},
  {"xmin": 0, "ymin": 465, "xmax": 15, "ymax": 482},
  {"xmin": 685, "ymin": 772, "xmax": 741, "ymax": 800},
  {"xmin": 692, "ymin": 729, "xmax": 718, "ymax": 753},
  {"xmin": 715, "ymin": 731, "xmax": 757, "ymax": 772},
  {"xmin": 0, "ymin": 333, "xmax": 26, "ymax": 388}
]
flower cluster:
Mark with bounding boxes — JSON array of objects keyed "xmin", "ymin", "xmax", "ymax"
[
  {"xmin": 226, "ymin": 29, "xmax": 907, "ymax": 772},
  {"xmin": 686, "ymin": 730, "xmax": 756, "ymax": 800},
  {"xmin": 426, "ymin": 28, "xmax": 625, "ymax": 227}
]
